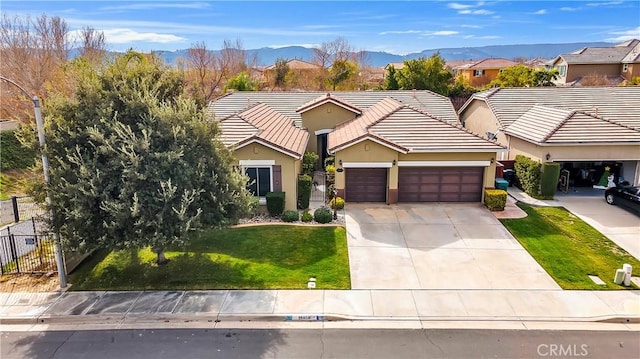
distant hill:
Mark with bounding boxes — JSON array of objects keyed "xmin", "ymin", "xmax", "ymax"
[{"xmin": 147, "ymin": 41, "xmax": 613, "ymax": 67}]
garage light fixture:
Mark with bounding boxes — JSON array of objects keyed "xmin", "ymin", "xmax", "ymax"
[
  {"xmin": 546, "ymin": 153, "xmax": 551, "ymax": 161},
  {"xmin": 392, "ymin": 160, "xmax": 397, "ymax": 166}
]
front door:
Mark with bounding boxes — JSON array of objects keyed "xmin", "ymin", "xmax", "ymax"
[{"xmin": 317, "ymin": 133, "xmax": 328, "ymax": 170}]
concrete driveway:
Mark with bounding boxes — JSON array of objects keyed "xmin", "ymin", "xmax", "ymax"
[
  {"xmin": 556, "ymin": 196, "xmax": 640, "ymax": 260},
  {"xmin": 345, "ymin": 203, "xmax": 559, "ymax": 290}
]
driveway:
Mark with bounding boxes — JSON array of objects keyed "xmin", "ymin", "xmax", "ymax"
[
  {"xmin": 556, "ymin": 196, "xmax": 640, "ymax": 260},
  {"xmin": 345, "ymin": 203, "xmax": 559, "ymax": 290}
]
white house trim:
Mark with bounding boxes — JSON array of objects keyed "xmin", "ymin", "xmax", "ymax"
[
  {"xmin": 239, "ymin": 159, "xmax": 275, "ymax": 166},
  {"xmin": 342, "ymin": 162, "xmax": 394, "ymax": 168},
  {"xmin": 398, "ymin": 161, "xmax": 491, "ymax": 167},
  {"xmin": 234, "ymin": 139, "xmax": 302, "ymax": 159},
  {"xmin": 330, "ymin": 135, "xmax": 408, "ymax": 154},
  {"xmin": 314, "ymin": 128, "xmax": 334, "ymax": 135}
]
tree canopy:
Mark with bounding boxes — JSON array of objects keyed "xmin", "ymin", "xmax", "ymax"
[
  {"xmin": 489, "ymin": 65, "xmax": 558, "ymax": 88},
  {"xmin": 385, "ymin": 54, "xmax": 454, "ymax": 95},
  {"xmin": 42, "ymin": 51, "xmax": 252, "ymax": 263}
]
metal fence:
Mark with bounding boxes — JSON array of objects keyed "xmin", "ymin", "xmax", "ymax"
[
  {"xmin": 0, "ymin": 196, "xmax": 45, "ymax": 226},
  {"xmin": 0, "ymin": 217, "xmax": 56, "ymax": 274}
]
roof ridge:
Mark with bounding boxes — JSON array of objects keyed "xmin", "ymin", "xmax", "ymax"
[
  {"xmin": 575, "ymin": 109, "xmax": 640, "ymax": 132},
  {"xmin": 364, "ymin": 97, "xmax": 405, "ymax": 129},
  {"xmin": 540, "ymin": 106, "xmax": 576, "ymax": 143}
]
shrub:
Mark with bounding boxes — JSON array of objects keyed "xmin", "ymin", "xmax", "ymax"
[
  {"xmin": 514, "ymin": 155, "xmax": 541, "ymax": 197},
  {"xmin": 297, "ymin": 174, "xmax": 312, "ymax": 209},
  {"xmin": 282, "ymin": 210, "xmax": 299, "ymax": 222},
  {"xmin": 0, "ymin": 130, "xmax": 36, "ymax": 171},
  {"xmin": 301, "ymin": 211, "xmax": 313, "ymax": 222},
  {"xmin": 302, "ymin": 151, "xmax": 319, "ymax": 175},
  {"xmin": 541, "ymin": 162, "xmax": 561, "ymax": 198},
  {"xmin": 325, "ymin": 164, "xmax": 336, "ymax": 174},
  {"xmin": 484, "ymin": 189, "xmax": 507, "ymax": 211},
  {"xmin": 313, "ymin": 207, "xmax": 333, "ymax": 224},
  {"xmin": 324, "ymin": 155, "xmax": 335, "ymax": 168},
  {"xmin": 265, "ymin": 192, "xmax": 285, "ymax": 216},
  {"xmin": 248, "ymin": 196, "xmax": 260, "ymax": 217},
  {"xmin": 329, "ymin": 196, "xmax": 345, "ymax": 210}
]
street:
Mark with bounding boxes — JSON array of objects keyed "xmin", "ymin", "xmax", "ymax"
[{"xmin": 2, "ymin": 328, "xmax": 638, "ymax": 358}]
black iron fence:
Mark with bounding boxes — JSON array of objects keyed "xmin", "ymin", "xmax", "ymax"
[
  {"xmin": 1, "ymin": 196, "xmax": 45, "ymax": 226},
  {"xmin": 0, "ymin": 217, "xmax": 56, "ymax": 274}
]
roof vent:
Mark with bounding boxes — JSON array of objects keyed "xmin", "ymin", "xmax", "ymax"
[
  {"xmin": 247, "ymin": 98, "xmax": 251, "ymax": 107},
  {"xmin": 594, "ymin": 106, "xmax": 598, "ymax": 117}
]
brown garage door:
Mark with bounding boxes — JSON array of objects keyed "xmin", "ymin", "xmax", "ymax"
[
  {"xmin": 398, "ymin": 167, "xmax": 483, "ymax": 202},
  {"xmin": 345, "ymin": 168, "xmax": 387, "ymax": 202}
]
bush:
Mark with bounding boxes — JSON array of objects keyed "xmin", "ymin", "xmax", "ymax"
[
  {"xmin": 541, "ymin": 162, "xmax": 561, "ymax": 198},
  {"xmin": 301, "ymin": 211, "xmax": 313, "ymax": 222},
  {"xmin": 0, "ymin": 130, "xmax": 36, "ymax": 171},
  {"xmin": 329, "ymin": 196, "xmax": 345, "ymax": 210},
  {"xmin": 266, "ymin": 192, "xmax": 285, "ymax": 216},
  {"xmin": 484, "ymin": 189, "xmax": 507, "ymax": 211},
  {"xmin": 514, "ymin": 155, "xmax": 541, "ymax": 197},
  {"xmin": 248, "ymin": 196, "xmax": 260, "ymax": 217},
  {"xmin": 282, "ymin": 210, "xmax": 299, "ymax": 222},
  {"xmin": 325, "ymin": 164, "xmax": 336, "ymax": 174},
  {"xmin": 297, "ymin": 174, "xmax": 312, "ymax": 209},
  {"xmin": 313, "ymin": 207, "xmax": 333, "ymax": 224},
  {"xmin": 302, "ymin": 151, "xmax": 319, "ymax": 175},
  {"xmin": 324, "ymin": 155, "xmax": 335, "ymax": 168}
]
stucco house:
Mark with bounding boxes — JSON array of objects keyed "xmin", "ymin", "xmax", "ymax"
[
  {"xmin": 209, "ymin": 91, "xmax": 504, "ymax": 210},
  {"xmin": 458, "ymin": 87, "xmax": 640, "ymax": 186},
  {"xmin": 453, "ymin": 58, "xmax": 520, "ymax": 87},
  {"xmin": 547, "ymin": 39, "xmax": 640, "ymax": 86}
]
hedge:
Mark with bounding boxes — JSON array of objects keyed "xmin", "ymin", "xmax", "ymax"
[
  {"xmin": 0, "ymin": 130, "xmax": 36, "ymax": 171},
  {"xmin": 514, "ymin": 155, "xmax": 541, "ymax": 197},
  {"xmin": 541, "ymin": 162, "xmax": 561, "ymax": 198},
  {"xmin": 297, "ymin": 174, "xmax": 312, "ymax": 209},
  {"xmin": 302, "ymin": 151, "xmax": 318, "ymax": 176},
  {"xmin": 313, "ymin": 207, "xmax": 333, "ymax": 224},
  {"xmin": 282, "ymin": 210, "xmax": 299, "ymax": 222},
  {"xmin": 484, "ymin": 189, "xmax": 507, "ymax": 211},
  {"xmin": 266, "ymin": 191, "xmax": 285, "ymax": 216}
]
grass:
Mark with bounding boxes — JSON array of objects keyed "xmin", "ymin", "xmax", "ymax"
[
  {"xmin": 0, "ymin": 169, "xmax": 32, "ymax": 200},
  {"xmin": 69, "ymin": 225, "xmax": 350, "ymax": 290},
  {"xmin": 501, "ymin": 203, "xmax": 640, "ymax": 290}
]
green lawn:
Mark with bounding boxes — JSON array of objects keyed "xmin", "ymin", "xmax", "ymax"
[
  {"xmin": 69, "ymin": 225, "xmax": 350, "ymax": 290},
  {"xmin": 501, "ymin": 203, "xmax": 640, "ymax": 290}
]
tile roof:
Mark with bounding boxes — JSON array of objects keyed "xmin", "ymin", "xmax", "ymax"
[
  {"xmin": 207, "ymin": 90, "xmax": 458, "ymax": 124},
  {"xmin": 454, "ymin": 58, "xmax": 519, "ymax": 70},
  {"xmin": 328, "ymin": 98, "xmax": 505, "ymax": 153},
  {"xmin": 263, "ymin": 59, "xmax": 320, "ymax": 71},
  {"xmin": 218, "ymin": 102, "xmax": 309, "ymax": 158},
  {"xmin": 548, "ymin": 40, "xmax": 640, "ymax": 65},
  {"xmin": 461, "ymin": 87, "xmax": 640, "ymax": 130},
  {"xmin": 296, "ymin": 93, "xmax": 362, "ymax": 115},
  {"xmin": 504, "ymin": 105, "xmax": 640, "ymax": 145}
]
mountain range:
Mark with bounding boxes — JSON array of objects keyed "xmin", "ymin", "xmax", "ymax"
[{"xmin": 152, "ymin": 41, "xmax": 612, "ymax": 67}]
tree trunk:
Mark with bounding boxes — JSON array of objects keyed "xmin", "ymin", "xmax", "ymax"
[{"xmin": 154, "ymin": 247, "xmax": 169, "ymax": 265}]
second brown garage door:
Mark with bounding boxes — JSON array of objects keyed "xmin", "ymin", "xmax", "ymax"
[
  {"xmin": 398, "ymin": 167, "xmax": 483, "ymax": 202},
  {"xmin": 345, "ymin": 168, "xmax": 387, "ymax": 202}
]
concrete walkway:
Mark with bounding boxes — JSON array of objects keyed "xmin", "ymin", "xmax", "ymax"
[{"xmin": 1, "ymin": 289, "xmax": 639, "ymax": 328}]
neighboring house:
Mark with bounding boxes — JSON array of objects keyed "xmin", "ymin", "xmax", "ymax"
[
  {"xmin": 209, "ymin": 91, "xmax": 503, "ymax": 209},
  {"xmin": 547, "ymin": 39, "xmax": 640, "ymax": 86},
  {"xmin": 453, "ymin": 58, "xmax": 520, "ymax": 87},
  {"xmin": 524, "ymin": 57, "xmax": 548, "ymax": 70},
  {"xmin": 458, "ymin": 87, "xmax": 640, "ymax": 186},
  {"xmin": 262, "ymin": 59, "xmax": 321, "ymax": 88}
]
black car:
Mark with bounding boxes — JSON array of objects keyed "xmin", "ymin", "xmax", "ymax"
[{"xmin": 605, "ymin": 186, "xmax": 640, "ymax": 214}]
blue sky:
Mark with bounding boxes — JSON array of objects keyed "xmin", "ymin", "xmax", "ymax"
[{"xmin": 4, "ymin": 1, "xmax": 640, "ymax": 55}]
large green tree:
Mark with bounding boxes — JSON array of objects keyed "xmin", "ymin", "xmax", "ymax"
[
  {"xmin": 489, "ymin": 65, "xmax": 558, "ymax": 88},
  {"xmin": 273, "ymin": 58, "xmax": 289, "ymax": 88},
  {"xmin": 328, "ymin": 59, "xmax": 358, "ymax": 90},
  {"xmin": 395, "ymin": 54, "xmax": 453, "ymax": 95},
  {"xmin": 42, "ymin": 51, "xmax": 252, "ymax": 264}
]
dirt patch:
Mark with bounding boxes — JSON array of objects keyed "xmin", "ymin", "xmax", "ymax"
[{"xmin": 0, "ymin": 273, "xmax": 60, "ymax": 293}]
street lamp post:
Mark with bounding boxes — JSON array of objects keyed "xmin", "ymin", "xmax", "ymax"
[{"xmin": 0, "ymin": 75, "xmax": 67, "ymax": 288}]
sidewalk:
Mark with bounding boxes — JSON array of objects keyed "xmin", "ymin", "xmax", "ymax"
[
  {"xmin": 1, "ymin": 288, "xmax": 639, "ymax": 329},
  {"xmin": 506, "ymin": 187, "xmax": 560, "ymax": 207}
]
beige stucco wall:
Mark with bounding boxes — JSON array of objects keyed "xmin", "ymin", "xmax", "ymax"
[
  {"xmin": 460, "ymin": 100, "xmax": 507, "ymax": 147},
  {"xmin": 233, "ymin": 144, "xmax": 300, "ymax": 210},
  {"xmin": 301, "ymin": 103, "xmax": 357, "ymax": 155},
  {"xmin": 623, "ymin": 63, "xmax": 640, "ymax": 81},
  {"xmin": 507, "ymin": 136, "xmax": 640, "ymax": 162},
  {"xmin": 566, "ymin": 63, "xmax": 621, "ymax": 83},
  {"xmin": 459, "ymin": 68, "xmax": 500, "ymax": 87}
]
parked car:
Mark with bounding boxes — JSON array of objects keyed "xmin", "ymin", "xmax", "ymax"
[{"xmin": 604, "ymin": 185, "xmax": 640, "ymax": 214}]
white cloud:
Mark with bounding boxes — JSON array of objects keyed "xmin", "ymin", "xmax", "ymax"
[
  {"xmin": 460, "ymin": 24, "xmax": 482, "ymax": 29},
  {"xmin": 99, "ymin": 2, "xmax": 211, "ymax": 11},
  {"xmin": 99, "ymin": 28, "xmax": 187, "ymax": 44},
  {"xmin": 448, "ymin": 2, "xmax": 473, "ymax": 10},
  {"xmin": 459, "ymin": 9, "xmax": 495, "ymax": 15},
  {"xmin": 379, "ymin": 30, "xmax": 423, "ymax": 35},
  {"xmin": 587, "ymin": 1, "xmax": 623, "ymax": 7},
  {"xmin": 429, "ymin": 31, "xmax": 459, "ymax": 36},
  {"xmin": 560, "ymin": 7, "xmax": 581, "ymax": 12},
  {"xmin": 533, "ymin": 9, "xmax": 547, "ymax": 15},
  {"xmin": 605, "ymin": 26, "xmax": 640, "ymax": 42}
]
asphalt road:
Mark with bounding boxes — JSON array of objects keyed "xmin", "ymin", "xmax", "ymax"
[{"xmin": 1, "ymin": 328, "xmax": 638, "ymax": 359}]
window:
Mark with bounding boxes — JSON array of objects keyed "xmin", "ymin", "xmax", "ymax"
[
  {"xmin": 244, "ymin": 167, "xmax": 272, "ymax": 197},
  {"xmin": 622, "ymin": 63, "xmax": 629, "ymax": 73},
  {"xmin": 473, "ymin": 70, "xmax": 485, "ymax": 77},
  {"xmin": 557, "ymin": 65, "xmax": 566, "ymax": 76}
]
